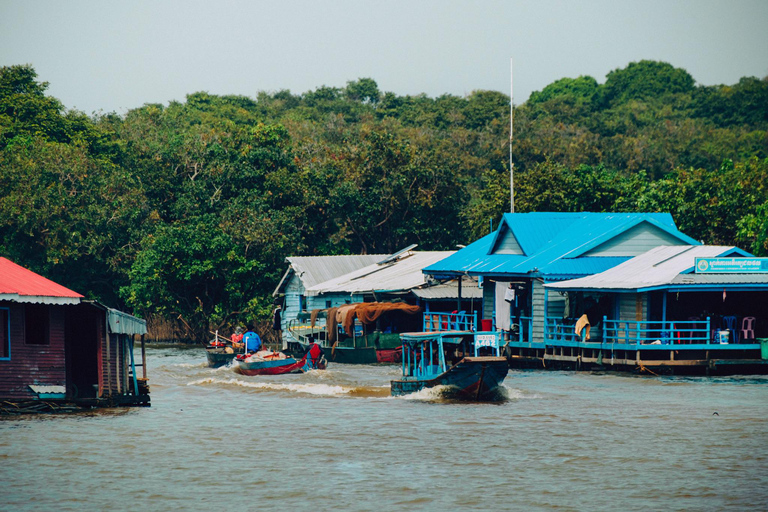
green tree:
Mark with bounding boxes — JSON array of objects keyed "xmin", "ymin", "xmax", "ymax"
[
  {"xmin": 598, "ymin": 60, "xmax": 695, "ymax": 108},
  {"xmin": 121, "ymin": 217, "xmax": 265, "ymax": 342}
]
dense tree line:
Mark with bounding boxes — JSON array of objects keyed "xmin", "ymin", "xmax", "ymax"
[{"xmin": 1, "ymin": 62, "xmax": 766, "ymax": 342}]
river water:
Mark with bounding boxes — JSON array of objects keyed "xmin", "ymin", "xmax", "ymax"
[{"xmin": 3, "ymin": 346, "xmax": 768, "ymax": 511}]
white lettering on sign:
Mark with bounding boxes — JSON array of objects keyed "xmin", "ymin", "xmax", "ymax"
[{"xmin": 476, "ymin": 334, "xmax": 498, "ymax": 348}]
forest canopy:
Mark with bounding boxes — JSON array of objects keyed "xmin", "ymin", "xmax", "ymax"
[{"xmin": 1, "ymin": 61, "xmax": 767, "ymax": 342}]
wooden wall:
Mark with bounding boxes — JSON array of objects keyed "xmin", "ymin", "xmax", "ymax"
[
  {"xmin": 0, "ymin": 302, "xmax": 66, "ymax": 400},
  {"xmin": 584, "ymin": 223, "xmax": 689, "ymax": 257}
]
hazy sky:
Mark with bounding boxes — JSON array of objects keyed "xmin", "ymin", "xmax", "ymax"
[{"xmin": 1, "ymin": 0, "xmax": 767, "ymax": 115}]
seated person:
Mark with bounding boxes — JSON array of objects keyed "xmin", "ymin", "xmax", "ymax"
[
  {"xmin": 304, "ymin": 341, "xmax": 325, "ymax": 367},
  {"xmin": 243, "ymin": 331, "xmax": 262, "ymax": 353}
]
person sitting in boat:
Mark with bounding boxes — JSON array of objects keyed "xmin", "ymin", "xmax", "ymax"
[
  {"xmin": 243, "ymin": 331, "xmax": 262, "ymax": 353},
  {"xmin": 231, "ymin": 326, "xmax": 244, "ymax": 344},
  {"xmin": 304, "ymin": 341, "xmax": 324, "ymax": 368}
]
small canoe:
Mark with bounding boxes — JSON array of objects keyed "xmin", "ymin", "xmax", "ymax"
[{"xmin": 205, "ymin": 345, "xmax": 237, "ymax": 368}]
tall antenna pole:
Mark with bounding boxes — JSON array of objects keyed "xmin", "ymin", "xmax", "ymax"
[{"xmin": 509, "ymin": 57, "xmax": 515, "ymax": 213}]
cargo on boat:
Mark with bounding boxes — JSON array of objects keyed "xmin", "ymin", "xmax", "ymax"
[{"xmin": 234, "ymin": 345, "xmax": 326, "ymax": 376}]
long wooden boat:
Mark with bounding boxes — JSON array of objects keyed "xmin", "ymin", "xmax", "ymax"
[
  {"xmin": 286, "ymin": 302, "xmax": 421, "ymax": 364},
  {"xmin": 288, "ymin": 334, "xmax": 379, "ymax": 364},
  {"xmin": 235, "ymin": 350, "xmax": 326, "ymax": 376},
  {"xmin": 391, "ymin": 331, "xmax": 509, "ymax": 400}
]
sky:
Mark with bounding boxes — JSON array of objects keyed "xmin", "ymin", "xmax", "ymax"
[{"xmin": 1, "ymin": 0, "xmax": 767, "ymax": 115}]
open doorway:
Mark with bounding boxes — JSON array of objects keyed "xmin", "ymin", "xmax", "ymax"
[{"xmin": 65, "ymin": 304, "xmax": 101, "ymax": 399}]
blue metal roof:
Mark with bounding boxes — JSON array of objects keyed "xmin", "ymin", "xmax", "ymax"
[{"xmin": 424, "ymin": 212, "xmax": 700, "ymax": 279}]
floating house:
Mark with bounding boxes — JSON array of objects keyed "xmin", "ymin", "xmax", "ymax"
[
  {"xmin": 275, "ymin": 247, "xmax": 482, "ymax": 335},
  {"xmin": 278, "ymin": 246, "xmax": 482, "ymax": 363},
  {"xmin": 273, "ymin": 253, "xmax": 386, "ymax": 335},
  {"xmin": 0, "ymin": 257, "xmax": 148, "ymax": 411},
  {"xmin": 305, "ymin": 247, "xmax": 481, "ymax": 311},
  {"xmin": 542, "ymin": 245, "xmax": 768, "ymax": 374},
  {"xmin": 423, "ymin": 212, "xmax": 699, "ymax": 343}
]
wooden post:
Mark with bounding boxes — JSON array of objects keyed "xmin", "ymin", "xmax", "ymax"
[
  {"xmin": 141, "ymin": 333, "xmax": 147, "ymax": 379},
  {"xmin": 457, "ymin": 277, "xmax": 462, "ymax": 316},
  {"xmin": 105, "ymin": 310, "xmax": 111, "ymax": 397}
]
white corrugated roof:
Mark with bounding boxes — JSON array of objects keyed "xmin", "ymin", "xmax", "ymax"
[
  {"xmin": 274, "ymin": 254, "xmax": 385, "ymax": 295},
  {"xmin": 546, "ymin": 245, "xmax": 742, "ymax": 291},
  {"xmin": 306, "ymin": 251, "xmax": 454, "ymax": 295},
  {"xmin": 411, "ymin": 277, "xmax": 483, "ymax": 299}
]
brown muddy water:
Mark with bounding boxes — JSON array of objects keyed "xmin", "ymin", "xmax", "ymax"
[{"xmin": 3, "ymin": 346, "xmax": 768, "ymax": 511}]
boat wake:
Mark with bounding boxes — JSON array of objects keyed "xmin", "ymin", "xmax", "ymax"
[
  {"xmin": 394, "ymin": 384, "xmax": 512, "ymax": 403},
  {"xmin": 186, "ymin": 377, "xmax": 390, "ymax": 398}
]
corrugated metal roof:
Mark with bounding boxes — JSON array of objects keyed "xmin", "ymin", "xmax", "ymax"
[
  {"xmin": 424, "ymin": 212, "xmax": 699, "ymax": 279},
  {"xmin": 0, "ymin": 257, "xmax": 83, "ymax": 304},
  {"xmin": 108, "ymin": 308, "xmax": 147, "ymax": 336},
  {"xmin": 546, "ymin": 245, "xmax": 752, "ymax": 291},
  {"xmin": 274, "ymin": 254, "xmax": 386, "ymax": 295},
  {"xmin": 411, "ymin": 278, "xmax": 483, "ymax": 299},
  {"xmin": 306, "ymin": 251, "xmax": 455, "ymax": 295},
  {"xmin": 670, "ymin": 274, "xmax": 768, "ymax": 285}
]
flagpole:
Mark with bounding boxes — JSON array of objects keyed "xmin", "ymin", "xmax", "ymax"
[{"xmin": 509, "ymin": 57, "xmax": 514, "ymax": 214}]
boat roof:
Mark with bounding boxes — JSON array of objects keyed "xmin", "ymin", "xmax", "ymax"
[{"xmin": 400, "ymin": 331, "xmax": 474, "ymax": 344}]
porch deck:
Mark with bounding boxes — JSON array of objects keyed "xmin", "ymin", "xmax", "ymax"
[{"xmin": 424, "ymin": 312, "xmax": 768, "ymax": 375}]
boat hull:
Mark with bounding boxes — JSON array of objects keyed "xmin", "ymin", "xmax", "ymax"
[
  {"xmin": 205, "ymin": 348, "xmax": 237, "ymax": 368},
  {"xmin": 391, "ymin": 356, "xmax": 509, "ymax": 399},
  {"xmin": 236, "ymin": 356, "xmax": 308, "ymax": 376},
  {"xmin": 376, "ymin": 347, "xmax": 402, "ymax": 363}
]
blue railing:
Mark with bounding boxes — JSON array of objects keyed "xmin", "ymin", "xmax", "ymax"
[
  {"xmin": 545, "ymin": 318, "xmax": 581, "ymax": 343},
  {"xmin": 513, "ymin": 316, "xmax": 534, "ymax": 343},
  {"xmin": 603, "ymin": 317, "xmax": 713, "ymax": 345},
  {"xmin": 423, "ymin": 312, "xmax": 478, "ymax": 332}
]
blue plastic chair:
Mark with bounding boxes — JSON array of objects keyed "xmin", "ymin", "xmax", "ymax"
[{"xmin": 722, "ymin": 316, "xmax": 738, "ymax": 344}]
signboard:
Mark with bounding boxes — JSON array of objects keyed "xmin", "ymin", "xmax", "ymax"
[
  {"xmin": 695, "ymin": 257, "xmax": 768, "ymax": 274},
  {"xmin": 475, "ymin": 334, "xmax": 499, "ymax": 348}
]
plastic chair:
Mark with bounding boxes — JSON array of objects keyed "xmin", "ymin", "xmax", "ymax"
[
  {"xmin": 722, "ymin": 316, "xmax": 738, "ymax": 344},
  {"xmin": 686, "ymin": 317, "xmax": 700, "ymax": 344},
  {"xmin": 740, "ymin": 316, "xmax": 756, "ymax": 342}
]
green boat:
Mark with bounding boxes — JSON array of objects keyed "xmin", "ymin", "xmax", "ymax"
[{"xmin": 285, "ymin": 303, "xmax": 420, "ymax": 364}]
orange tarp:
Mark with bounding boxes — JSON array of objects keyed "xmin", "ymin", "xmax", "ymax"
[{"xmin": 324, "ymin": 302, "xmax": 422, "ymax": 338}]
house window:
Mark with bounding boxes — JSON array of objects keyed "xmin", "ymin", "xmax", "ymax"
[
  {"xmin": 25, "ymin": 304, "xmax": 49, "ymax": 345},
  {"xmin": 0, "ymin": 308, "xmax": 9, "ymax": 359},
  {"xmin": 299, "ymin": 295, "xmax": 306, "ymax": 311},
  {"xmin": 326, "ymin": 300, "xmax": 332, "ymax": 308}
]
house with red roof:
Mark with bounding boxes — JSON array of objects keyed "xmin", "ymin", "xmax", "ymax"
[{"xmin": 0, "ymin": 257, "xmax": 149, "ymax": 409}]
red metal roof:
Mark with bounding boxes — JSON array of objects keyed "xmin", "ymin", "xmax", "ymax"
[{"xmin": 0, "ymin": 257, "xmax": 83, "ymax": 299}]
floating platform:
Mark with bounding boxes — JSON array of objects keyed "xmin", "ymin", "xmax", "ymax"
[{"xmin": 505, "ymin": 340, "xmax": 768, "ymax": 376}]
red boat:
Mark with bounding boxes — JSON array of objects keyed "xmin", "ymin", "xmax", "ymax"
[
  {"xmin": 234, "ymin": 350, "xmax": 326, "ymax": 376},
  {"xmin": 376, "ymin": 346, "xmax": 402, "ymax": 363}
]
